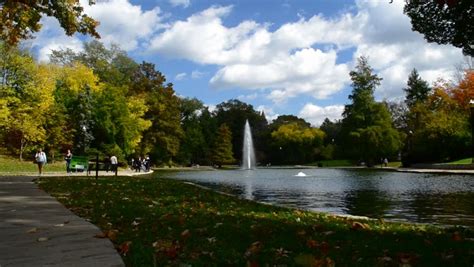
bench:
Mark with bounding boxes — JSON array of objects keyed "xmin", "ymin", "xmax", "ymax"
[
  {"xmin": 70, "ymin": 156, "xmax": 89, "ymax": 172},
  {"xmin": 87, "ymin": 161, "xmax": 117, "ymax": 176}
]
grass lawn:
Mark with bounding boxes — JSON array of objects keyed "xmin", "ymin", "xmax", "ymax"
[
  {"xmin": 315, "ymin": 160, "xmax": 354, "ymax": 167},
  {"xmin": 38, "ymin": 173, "xmax": 474, "ymax": 266},
  {"xmin": 445, "ymin": 158, "xmax": 473, "ymax": 165},
  {"xmin": 0, "ymin": 155, "xmax": 66, "ymax": 173}
]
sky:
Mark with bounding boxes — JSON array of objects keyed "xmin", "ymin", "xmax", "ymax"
[{"xmin": 28, "ymin": 0, "xmax": 465, "ymax": 126}]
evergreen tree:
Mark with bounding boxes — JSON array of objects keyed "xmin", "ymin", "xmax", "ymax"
[
  {"xmin": 341, "ymin": 56, "xmax": 400, "ymax": 165},
  {"xmin": 210, "ymin": 124, "xmax": 235, "ymax": 167},
  {"xmin": 404, "ymin": 69, "xmax": 431, "ymax": 108}
]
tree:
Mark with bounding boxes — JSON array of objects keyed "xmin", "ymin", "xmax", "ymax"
[
  {"xmin": 0, "ymin": 0, "xmax": 99, "ymax": 45},
  {"xmin": 404, "ymin": 69, "xmax": 431, "ymax": 108},
  {"xmin": 340, "ymin": 56, "xmax": 400, "ymax": 165},
  {"xmin": 214, "ymin": 99, "xmax": 267, "ymax": 163},
  {"xmin": 0, "ymin": 44, "xmax": 55, "ymax": 159},
  {"xmin": 406, "ymin": 82, "xmax": 471, "ymax": 163},
  {"xmin": 270, "ymin": 122, "xmax": 325, "ymax": 164},
  {"xmin": 133, "ymin": 62, "xmax": 183, "ymax": 164},
  {"xmin": 210, "ymin": 124, "xmax": 235, "ymax": 167},
  {"xmin": 403, "ymin": 0, "xmax": 474, "ymax": 56},
  {"xmin": 177, "ymin": 97, "xmax": 208, "ymax": 165}
]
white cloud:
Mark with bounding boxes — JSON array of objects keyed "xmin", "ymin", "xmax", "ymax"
[
  {"xmin": 191, "ymin": 70, "xmax": 205, "ymax": 79},
  {"xmin": 175, "ymin": 72, "xmax": 187, "ymax": 80},
  {"xmin": 352, "ymin": 0, "xmax": 464, "ymax": 100},
  {"xmin": 237, "ymin": 93, "xmax": 259, "ymax": 101},
  {"xmin": 147, "ymin": 1, "xmax": 464, "ymax": 104},
  {"xmin": 82, "ymin": 0, "xmax": 162, "ymax": 51},
  {"xmin": 169, "ymin": 0, "xmax": 190, "ymax": 8},
  {"xmin": 31, "ymin": 0, "xmax": 164, "ymax": 61},
  {"xmin": 298, "ymin": 104, "xmax": 344, "ymax": 127}
]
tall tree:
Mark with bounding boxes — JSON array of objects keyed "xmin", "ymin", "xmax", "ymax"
[
  {"xmin": 210, "ymin": 124, "xmax": 235, "ymax": 167},
  {"xmin": 133, "ymin": 62, "xmax": 183, "ymax": 164},
  {"xmin": 341, "ymin": 56, "xmax": 400, "ymax": 165},
  {"xmin": 404, "ymin": 0, "xmax": 474, "ymax": 56},
  {"xmin": 404, "ymin": 68, "xmax": 431, "ymax": 108},
  {"xmin": 214, "ymin": 99, "xmax": 267, "ymax": 163},
  {"xmin": 0, "ymin": 44, "xmax": 55, "ymax": 159},
  {"xmin": 0, "ymin": 0, "xmax": 99, "ymax": 45},
  {"xmin": 177, "ymin": 97, "xmax": 208, "ymax": 165}
]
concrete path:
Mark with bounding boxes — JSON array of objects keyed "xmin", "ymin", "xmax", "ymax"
[{"xmin": 0, "ymin": 176, "xmax": 125, "ymax": 267}]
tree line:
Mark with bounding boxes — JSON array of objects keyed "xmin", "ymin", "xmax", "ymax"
[{"xmin": 0, "ymin": 41, "xmax": 472, "ymax": 166}]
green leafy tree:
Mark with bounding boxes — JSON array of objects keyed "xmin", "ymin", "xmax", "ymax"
[
  {"xmin": 210, "ymin": 124, "xmax": 235, "ymax": 167},
  {"xmin": 177, "ymin": 97, "xmax": 208, "ymax": 165},
  {"xmin": 341, "ymin": 56, "xmax": 400, "ymax": 165},
  {"xmin": 404, "ymin": 0, "xmax": 473, "ymax": 56},
  {"xmin": 214, "ymin": 99, "xmax": 267, "ymax": 163},
  {"xmin": 270, "ymin": 122, "xmax": 325, "ymax": 164},
  {"xmin": 0, "ymin": 0, "xmax": 99, "ymax": 45},
  {"xmin": 133, "ymin": 62, "xmax": 183, "ymax": 164}
]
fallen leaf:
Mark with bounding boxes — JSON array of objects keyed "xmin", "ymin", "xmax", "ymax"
[
  {"xmin": 118, "ymin": 241, "xmax": 132, "ymax": 256},
  {"xmin": 452, "ymin": 231, "xmax": 462, "ymax": 241},
  {"xmin": 37, "ymin": 237, "xmax": 49, "ymax": 242},
  {"xmin": 244, "ymin": 241, "xmax": 263, "ymax": 258},
  {"xmin": 107, "ymin": 229, "xmax": 119, "ymax": 241},
  {"xmin": 27, "ymin": 228, "xmax": 38, "ymax": 233},
  {"xmin": 54, "ymin": 224, "xmax": 65, "ymax": 227},
  {"xmin": 307, "ymin": 239, "xmax": 318, "ymax": 248},
  {"xmin": 351, "ymin": 221, "xmax": 370, "ymax": 230},
  {"xmin": 94, "ymin": 232, "xmax": 107, "ymax": 238},
  {"xmin": 181, "ymin": 229, "xmax": 191, "ymax": 239}
]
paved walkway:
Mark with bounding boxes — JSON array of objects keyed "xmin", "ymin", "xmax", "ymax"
[{"xmin": 0, "ymin": 176, "xmax": 125, "ymax": 267}]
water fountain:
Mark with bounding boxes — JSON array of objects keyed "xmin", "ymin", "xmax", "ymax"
[{"xmin": 242, "ymin": 120, "xmax": 256, "ymax": 170}]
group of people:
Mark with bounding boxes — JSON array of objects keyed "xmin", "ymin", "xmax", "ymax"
[
  {"xmin": 131, "ymin": 155, "xmax": 151, "ymax": 172},
  {"xmin": 34, "ymin": 148, "xmax": 120, "ymax": 175}
]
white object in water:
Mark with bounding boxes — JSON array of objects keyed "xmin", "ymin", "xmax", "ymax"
[{"xmin": 295, "ymin": 172, "xmax": 307, "ymax": 177}]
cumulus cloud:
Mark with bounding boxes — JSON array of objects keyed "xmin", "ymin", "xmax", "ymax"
[
  {"xmin": 31, "ymin": 0, "xmax": 164, "ymax": 62},
  {"xmin": 169, "ymin": 0, "xmax": 191, "ymax": 8},
  {"xmin": 30, "ymin": 17, "xmax": 83, "ymax": 62},
  {"xmin": 147, "ymin": 0, "xmax": 464, "ymax": 104},
  {"xmin": 191, "ymin": 70, "xmax": 205, "ymax": 79},
  {"xmin": 298, "ymin": 104, "xmax": 344, "ymax": 127},
  {"xmin": 353, "ymin": 0, "xmax": 463, "ymax": 99},
  {"xmin": 81, "ymin": 0, "xmax": 162, "ymax": 51},
  {"xmin": 175, "ymin": 72, "xmax": 187, "ymax": 80}
]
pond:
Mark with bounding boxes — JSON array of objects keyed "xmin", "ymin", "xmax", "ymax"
[{"xmin": 167, "ymin": 168, "xmax": 474, "ymax": 228}]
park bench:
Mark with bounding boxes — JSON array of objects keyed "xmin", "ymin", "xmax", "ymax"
[
  {"xmin": 87, "ymin": 160, "xmax": 118, "ymax": 176},
  {"xmin": 70, "ymin": 156, "xmax": 89, "ymax": 172}
]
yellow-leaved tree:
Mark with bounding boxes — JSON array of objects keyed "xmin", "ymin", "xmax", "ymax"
[{"xmin": 0, "ymin": 44, "xmax": 56, "ymax": 160}]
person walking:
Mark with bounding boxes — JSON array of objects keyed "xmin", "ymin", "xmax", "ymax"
[
  {"xmin": 65, "ymin": 149, "xmax": 72, "ymax": 173},
  {"xmin": 35, "ymin": 149, "xmax": 47, "ymax": 175},
  {"xmin": 110, "ymin": 155, "xmax": 118, "ymax": 175}
]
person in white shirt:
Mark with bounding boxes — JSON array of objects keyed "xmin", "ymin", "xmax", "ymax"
[
  {"xmin": 110, "ymin": 155, "xmax": 118, "ymax": 174},
  {"xmin": 35, "ymin": 149, "xmax": 47, "ymax": 175}
]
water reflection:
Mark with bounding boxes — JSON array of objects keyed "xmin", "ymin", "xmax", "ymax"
[{"xmin": 168, "ymin": 169, "xmax": 474, "ymax": 228}]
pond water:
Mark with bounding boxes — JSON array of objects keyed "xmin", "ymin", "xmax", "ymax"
[{"xmin": 167, "ymin": 168, "xmax": 474, "ymax": 228}]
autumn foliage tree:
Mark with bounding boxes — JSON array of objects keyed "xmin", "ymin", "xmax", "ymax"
[{"xmin": 0, "ymin": 0, "xmax": 99, "ymax": 45}]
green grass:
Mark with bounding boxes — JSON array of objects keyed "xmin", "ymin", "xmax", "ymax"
[
  {"xmin": 315, "ymin": 159, "xmax": 354, "ymax": 167},
  {"xmin": 0, "ymin": 155, "xmax": 66, "ymax": 173},
  {"xmin": 38, "ymin": 173, "xmax": 474, "ymax": 266},
  {"xmin": 445, "ymin": 158, "xmax": 473, "ymax": 165}
]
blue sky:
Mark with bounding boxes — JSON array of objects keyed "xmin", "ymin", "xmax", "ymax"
[{"xmin": 29, "ymin": 0, "xmax": 464, "ymax": 126}]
